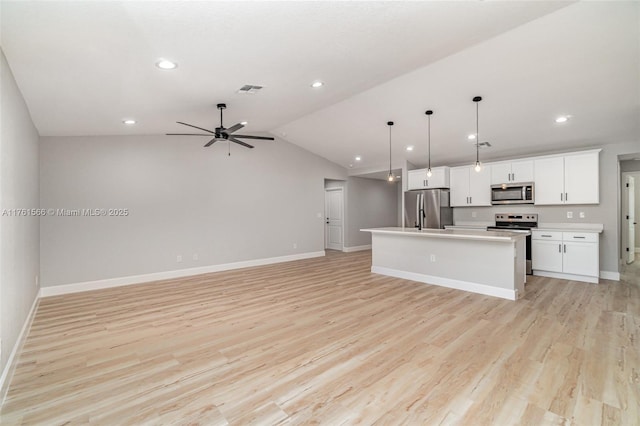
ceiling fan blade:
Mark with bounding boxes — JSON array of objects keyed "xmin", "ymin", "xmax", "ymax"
[
  {"xmin": 228, "ymin": 136, "xmax": 254, "ymax": 149},
  {"xmin": 232, "ymin": 134, "xmax": 275, "ymax": 140},
  {"xmin": 166, "ymin": 133, "xmax": 212, "ymax": 136},
  {"xmin": 177, "ymin": 121, "xmax": 215, "ymax": 134},
  {"xmin": 204, "ymin": 138, "xmax": 218, "ymax": 147},
  {"xmin": 225, "ymin": 123, "xmax": 244, "ymax": 134}
]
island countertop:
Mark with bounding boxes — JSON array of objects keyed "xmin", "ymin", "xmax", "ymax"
[{"xmin": 361, "ymin": 227, "xmax": 528, "ymax": 242}]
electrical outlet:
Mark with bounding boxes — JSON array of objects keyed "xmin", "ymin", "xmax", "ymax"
[
  {"xmin": 430, "ymin": 254, "xmax": 436, "ymax": 262},
  {"xmin": 471, "ymin": 211, "xmax": 477, "ymax": 218},
  {"xmin": 193, "ymin": 254, "xmax": 198, "ymax": 261},
  {"xmin": 579, "ymin": 212, "xmax": 585, "ymax": 219},
  {"xmin": 177, "ymin": 255, "xmax": 182, "ymax": 263},
  {"xmin": 293, "ymin": 243, "xmax": 297, "ymax": 249},
  {"xmin": 567, "ymin": 211, "xmax": 573, "ymax": 219}
]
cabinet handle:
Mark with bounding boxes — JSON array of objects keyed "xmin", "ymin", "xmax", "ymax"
[
  {"xmin": 558, "ymin": 244, "xmax": 561, "ymax": 253},
  {"xmin": 565, "ymin": 192, "xmax": 568, "ymax": 201},
  {"xmin": 564, "ymin": 244, "xmax": 566, "ymax": 253},
  {"xmin": 426, "ymin": 179, "xmax": 429, "ymax": 187},
  {"xmin": 560, "ymin": 193, "xmax": 563, "ymax": 201},
  {"xmin": 573, "ymin": 236, "xmax": 585, "ymax": 239},
  {"xmin": 541, "ymin": 234, "xmax": 552, "ymax": 237},
  {"xmin": 470, "ymin": 196, "xmax": 472, "ymax": 204}
]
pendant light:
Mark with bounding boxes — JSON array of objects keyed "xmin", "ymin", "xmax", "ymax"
[
  {"xmin": 425, "ymin": 110, "xmax": 433, "ymax": 177},
  {"xmin": 473, "ymin": 96, "xmax": 482, "ymax": 172},
  {"xmin": 387, "ymin": 121, "xmax": 394, "ymax": 182}
]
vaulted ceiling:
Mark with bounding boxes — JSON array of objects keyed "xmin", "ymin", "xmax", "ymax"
[{"xmin": 2, "ymin": 1, "xmax": 638, "ymax": 173}]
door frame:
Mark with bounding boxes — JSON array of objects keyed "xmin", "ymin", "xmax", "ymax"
[
  {"xmin": 324, "ymin": 187, "xmax": 344, "ymax": 251},
  {"xmin": 621, "ymin": 171, "xmax": 639, "ymax": 264}
]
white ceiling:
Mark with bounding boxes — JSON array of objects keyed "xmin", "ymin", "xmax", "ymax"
[{"xmin": 2, "ymin": 1, "xmax": 638, "ymax": 173}]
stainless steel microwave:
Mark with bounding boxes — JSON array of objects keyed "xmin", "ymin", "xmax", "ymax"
[{"xmin": 491, "ymin": 182, "xmax": 534, "ymax": 205}]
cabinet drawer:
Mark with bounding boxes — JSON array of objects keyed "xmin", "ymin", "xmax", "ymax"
[
  {"xmin": 562, "ymin": 232, "xmax": 598, "ymax": 243},
  {"xmin": 532, "ymin": 230, "xmax": 562, "ymax": 241}
]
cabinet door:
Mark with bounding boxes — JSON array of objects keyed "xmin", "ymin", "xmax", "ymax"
[
  {"xmin": 407, "ymin": 169, "xmax": 427, "ymax": 190},
  {"xmin": 564, "ymin": 151, "xmax": 599, "ymax": 204},
  {"xmin": 490, "ymin": 162, "xmax": 512, "ymax": 184},
  {"xmin": 426, "ymin": 167, "xmax": 450, "ymax": 189},
  {"xmin": 563, "ymin": 242, "xmax": 598, "ymax": 277},
  {"xmin": 450, "ymin": 167, "xmax": 470, "ymax": 207},
  {"xmin": 469, "ymin": 165, "xmax": 491, "ymax": 206},
  {"xmin": 534, "ymin": 156, "xmax": 565, "ymax": 205},
  {"xmin": 532, "ymin": 240, "xmax": 563, "ymax": 272},
  {"xmin": 511, "ymin": 160, "xmax": 534, "ymax": 183}
]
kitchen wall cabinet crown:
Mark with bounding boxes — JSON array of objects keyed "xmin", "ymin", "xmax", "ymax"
[
  {"xmin": 407, "ymin": 166, "xmax": 450, "ymax": 190},
  {"xmin": 490, "ymin": 159, "xmax": 534, "ymax": 184},
  {"xmin": 534, "ymin": 150, "xmax": 600, "ymax": 205},
  {"xmin": 450, "ymin": 165, "xmax": 491, "ymax": 207},
  {"xmin": 531, "ymin": 229, "xmax": 599, "ymax": 283}
]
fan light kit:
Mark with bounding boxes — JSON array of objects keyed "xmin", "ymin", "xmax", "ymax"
[
  {"xmin": 156, "ymin": 59, "xmax": 177, "ymax": 70},
  {"xmin": 122, "ymin": 119, "xmax": 136, "ymax": 125},
  {"xmin": 166, "ymin": 103, "xmax": 274, "ymax": 155}
]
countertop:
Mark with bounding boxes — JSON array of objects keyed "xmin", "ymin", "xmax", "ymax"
[
  {"xmin": 361, "ymin": 227, "xmax": 528, "ymax": 242},
  {"xmin": 536, "ymin": 223, "xmax": 604, "ymax": 233}
]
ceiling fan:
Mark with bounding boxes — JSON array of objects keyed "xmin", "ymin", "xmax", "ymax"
[{"xmin": 166, "ymin": 103, "xmax": 274, "ymax": 149}]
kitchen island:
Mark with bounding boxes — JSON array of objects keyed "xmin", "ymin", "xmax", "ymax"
[{"xmin": 361, "ymin": 227, "xmax": 528, "ymax": 300}]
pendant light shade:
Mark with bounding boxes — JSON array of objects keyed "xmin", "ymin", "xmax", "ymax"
[
  {"xmin": 387, "ymin": 121, "xmax": 394, "ymax": 182},
  {"xmin": 425, "ymin": 110, "xmax": 433, "ymax": 177},
  {"xmin": 473, "ymin": 96, "xmax": 482, "ymax": 172}
]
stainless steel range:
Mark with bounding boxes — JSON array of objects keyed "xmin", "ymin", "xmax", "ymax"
[{"xmin": 487, "ymin": 213, "xmax": 538, "ymax": 275}]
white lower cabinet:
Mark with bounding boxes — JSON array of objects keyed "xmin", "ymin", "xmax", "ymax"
[{"xmin": 531, "ymin": 230, "xmax": 599, "ymax": 283}]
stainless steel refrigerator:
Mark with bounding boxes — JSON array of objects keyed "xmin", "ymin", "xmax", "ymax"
[{"xmin": 404, "ymin": 189, "xmax": 453, "ymax": 229}]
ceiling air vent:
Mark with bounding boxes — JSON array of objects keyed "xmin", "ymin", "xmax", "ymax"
[{"xmin": 237, "ymin": 84, "xmax": 263, "ymax": 94}]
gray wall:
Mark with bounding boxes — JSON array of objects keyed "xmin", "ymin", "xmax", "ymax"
[
  {"xmin": 0, "ymin": 50, "xmax": 40, "ymax": 378},
  {"xmin": 40, "ymin": 135, "xmax": 346, "ymax": 287},
  {"xmin": 453, "ymin": 142, "xmax": 640, "ymax": 274},
  {"xmin": 345, "ymin": 176, "xmax": 398, "ymax": 247}
]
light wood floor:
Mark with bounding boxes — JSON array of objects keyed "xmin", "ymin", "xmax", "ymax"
[{"xmin": 1, "ymin": 250, "xmax": 639, "ymax": 425}]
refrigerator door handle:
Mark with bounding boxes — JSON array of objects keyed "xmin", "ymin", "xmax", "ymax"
[{"xmin": 415, "ymin": 193, "xmax": 420, "ymax": 228}]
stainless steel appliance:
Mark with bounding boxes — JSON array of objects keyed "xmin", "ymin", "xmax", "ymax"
[
  {"xmin": 491, "ymin": 182, "xmax": 534, "ymax": 205},
  {"xmin": 404, "ymin": 189, "xmax": 453, "ymax": 230},
  {"xmin": 487, "ymin": 213, "xmax": 538, "ymax": 275}
]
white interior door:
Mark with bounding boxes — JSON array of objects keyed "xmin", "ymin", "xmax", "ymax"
[
  {"xmin": 627, "ymin": 176, "xmax": 636, "ymax": 264},
  {"xmin": 325, "ymin": 189, "xmax": 343, "ymax": 251}
]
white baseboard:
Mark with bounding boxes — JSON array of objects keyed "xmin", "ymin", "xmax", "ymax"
[
  {"xmin": 600, "ymin": 270, "xmax": 620, "ymax": 281},
  {"xmin": 1, "ymin": 295, "xmax": 39, "ymax": 406},
  {"xmin": 343, "ymin": 245, "xmax": 371, "ymax": 253},
  {"xmin": 40, "ymin": 251, "xmax": 326, "ymax": 297},
  {"xmin": 371, "ymin": 266, "xmax": 517, "ymax": 301},
  {"xmin": 532, "ymin": 270, "xmax": 599, "ymax": 284}
]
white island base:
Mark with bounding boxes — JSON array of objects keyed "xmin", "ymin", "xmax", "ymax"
[{"xmin": 362, "ymin": 228, "xmax": 527, "ymax": 301}]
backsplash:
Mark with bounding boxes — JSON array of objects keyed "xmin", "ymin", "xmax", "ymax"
[{"xmin": 453, "ymin": 204, "xmax": 605, "ymax": 226}]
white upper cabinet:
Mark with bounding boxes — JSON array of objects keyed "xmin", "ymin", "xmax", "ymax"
[
  {"xmin": 490, "ymin": 160, "xmax": 534, "ymax": 184},
  {"xmin": 450, "ymin": 165, "xmax": 491, "ymax": 207},
  {"xmin": 534, "ymin": 150, "xmax": 599, "ymax": 205},
  {"xmin": 407, "ymin": 167, "xmax": 449, "ymax": 190}
]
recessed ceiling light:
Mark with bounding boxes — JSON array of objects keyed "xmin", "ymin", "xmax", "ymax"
[
  {"xmin": 156, "ymin": 59, "xmax": 177, "ymax": 70},
  {"xmin": 406, "ymin": 146, "xmax": 414, "ymax": 152},
  {"xmin": 355, "ymin": 156, "xmax": 362, "ymax": 161},
  {"xmin": 311, "ymin": 81, "xmax": 324, "ymax": 88},
  {"xmin": 468, "ymin": 134, "xmax": 476, "ymax": 140},
  {"xmin": 122, "ymin": 119, "xmax": 136, "ymax": 125},
  {"xmin": 555, "ymin": 116, "xmax": 569, "ymax": 123}
]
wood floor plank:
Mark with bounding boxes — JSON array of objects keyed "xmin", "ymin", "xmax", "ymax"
[{"xmin": 1, "ymin": 250, "xmax": 639, "ymax": 425}]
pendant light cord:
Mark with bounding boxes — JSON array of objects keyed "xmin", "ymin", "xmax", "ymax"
[
  {"xmin": 428, "ymin": 113, "xmax": 431, "ymax": 171},
  {"xmin": 476, "ymin": 100, "xmax": 479, "ymax": 165},
  {"xmin": 389, "ymin": 124, "xmax": 392, "ymax": 175}
]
